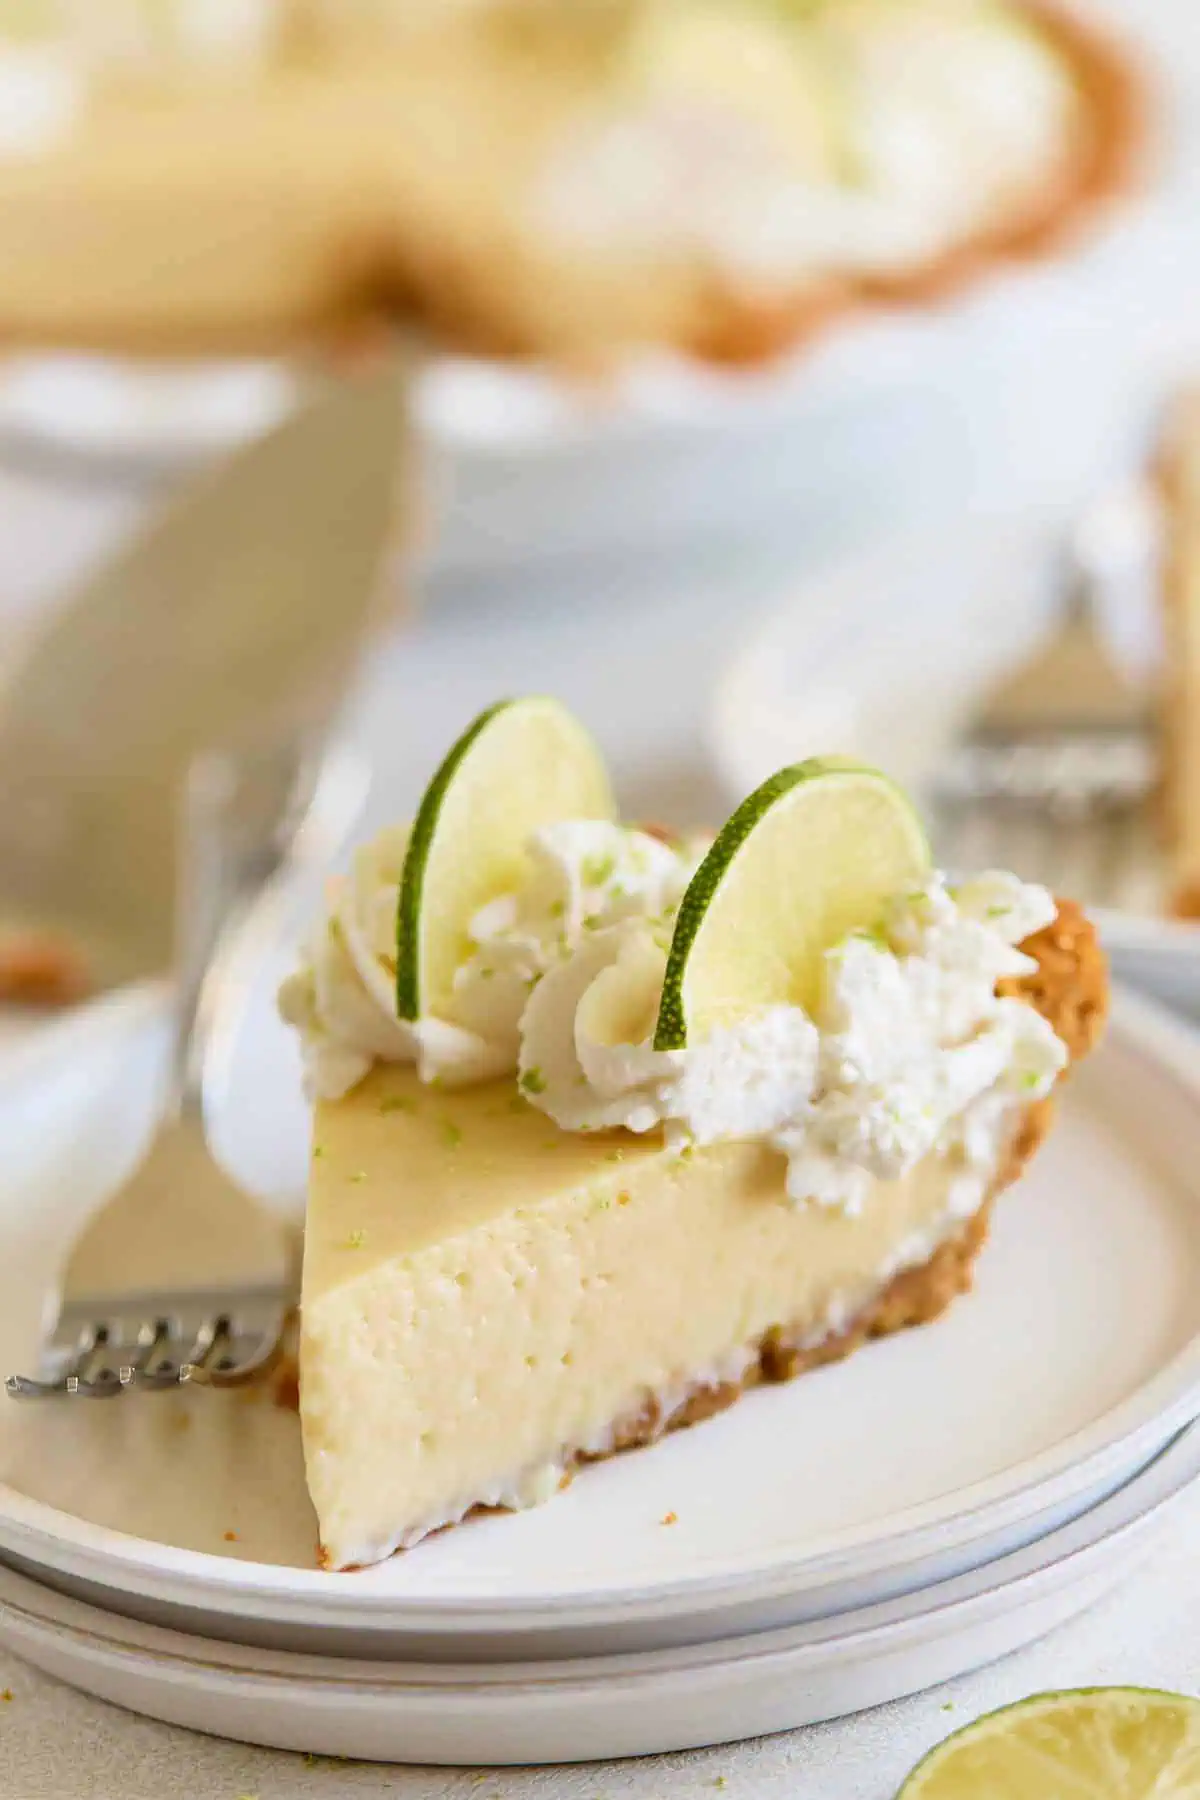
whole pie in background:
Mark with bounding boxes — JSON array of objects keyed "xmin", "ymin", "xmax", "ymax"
[{"xmin": 0, "ymin": 0, "xmax": 1146, "ymax": 365}]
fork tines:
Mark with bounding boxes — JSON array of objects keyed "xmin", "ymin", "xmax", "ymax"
[
  {"xmin": 4, "ymin": 1284, "xmax": 291, "ymax": 1400},
  {"xmin": 934, "ymin": 728, "xmax": 1156, "ymax": 817}
]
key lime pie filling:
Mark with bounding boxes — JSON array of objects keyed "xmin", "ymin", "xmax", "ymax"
[{"xmin": 281, "ymin": 700, "xmax": 1107, "ymax": 1570}]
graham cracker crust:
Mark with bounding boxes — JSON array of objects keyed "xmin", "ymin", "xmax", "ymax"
[
  {"xmin": 314, "ymin": 899, "xmax": 1106, "ymax": 1565},
  {"xmin": 0, "ymin": 931, "xmax": 90, "ymax": 1009}
]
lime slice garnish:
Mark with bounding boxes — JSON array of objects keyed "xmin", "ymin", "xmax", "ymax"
[
  {"xmin": 654, "ymin": 756, "xmax": 929, "ymax": 1050},
  {"xmin": 396, "ymin": 697, "xmax": 615, "ymax": 1021},
  {"xmin": 898, "ymin": 1688, "xmax": 1200, "ymax": 1798}
]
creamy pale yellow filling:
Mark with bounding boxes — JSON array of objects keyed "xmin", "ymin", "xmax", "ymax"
[{"xmin": 302, "ymin": 1065, "xmax": 999, "ymax": 1568}]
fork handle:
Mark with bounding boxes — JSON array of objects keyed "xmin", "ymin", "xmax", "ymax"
[
  {"xmin": 169, "ymin": 752, "xmax": 247, "ymax": 1121},
  {"xmin": 170, "ymin": 739, "xmax": 317, "ymax": 1121}
]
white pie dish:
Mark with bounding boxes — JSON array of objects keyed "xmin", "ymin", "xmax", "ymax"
[
  {"xmin": 0, "ymin": 949, "xmax": 1199, "ymax": 1659},
  {"xmin": 1, "ymin": 1419, "xmax": 1196, "ymax": 1764}
]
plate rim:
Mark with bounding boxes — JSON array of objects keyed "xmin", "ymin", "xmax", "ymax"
[
  {"xmin": 2, "ymin": 1418, "xmax": 1197, "ymax": 1689},
  {"xmin": 1, "ymin": 985, "xmax": 1200, "ymax": 1631}
]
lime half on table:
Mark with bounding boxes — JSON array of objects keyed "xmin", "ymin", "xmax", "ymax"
[{"xmin": 898, "ymin": 1688, "xmax": 1200, "ymax": 1798}]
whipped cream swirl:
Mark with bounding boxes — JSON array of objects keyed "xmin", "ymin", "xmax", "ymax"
[
  {"xmin": 517, "ymin": 870, "xmax": 1064, "ymax": 1210},
  {"xmin": 278, "ymin": 819, "xmax": 704, "ymax": 1100},
  {"xmin": 281, "ymin": 821, "xmax": 1066, "ymax": 1214}
]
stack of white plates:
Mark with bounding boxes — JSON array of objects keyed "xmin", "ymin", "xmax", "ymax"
[{"xmin": 1, "ymin": 962, "xmax": 1199, "ymax": 1764}]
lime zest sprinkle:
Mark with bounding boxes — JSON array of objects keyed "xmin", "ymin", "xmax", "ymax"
[
  {"xmin": 549, "ymin": 899, "xmax": 565, "ymax": 919},
  {"xmin": 987, "ymin": 902, "xmax": 1010, "ymax": 918},
  {"xmin": 349, "ymin": 1170, "xmax": 367, "ymax": 1184},
  {"xmin": 1019, "ymin": 1069, "xmax": 1043, "ymax": 1090},
  {"xmin": 604, "ymin": 1149, "xmax": 625, "ymax": 1163},
  {"xmin": 441, "ymin": 1120, "xmax": 464, "ymax": 1149},
  {"xmin": 508, "ymin": 1094, "xmax": 529, "ymax": 1113},
  {"xmin": 583, "ymin": 852, "xmax": 616, "ymax": 886},
  {"xmin": 853, "ymin": 922, "xmax": 890, "ymax": 950},
  {"xmin": 583, "ymin": 913, "xmax": 602, "ymax": 931},
  {"xmin": 379, "ymin": 1094, "xmax": 413, "ymax": 1114},
  {"xmin": 520, "ymin": 1066, "xmax": 547, "ymax": 1095},
  {"xmin": 345, "ymin": 1229, "xmax": 366, "ymax": 1250},
  {"xmin": 312, "ymin": 1144, "xmax": 326, "ymax": 1159},
  {"xmin": 480, "ymin": 966, "xmax": 495, "ymax": 980}
]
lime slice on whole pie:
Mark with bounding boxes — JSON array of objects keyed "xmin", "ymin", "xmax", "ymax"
[
  {"xmin": 897, "ymin": 1688, "xmax": 1200, "ymax": 1798},
  {"xmin": 396, "ymin": 696, "xmax": 615, "ymax": 1020},
  {"xmin": 655, "ymin": 755, "xmax": 930, "ymax": 1049}
]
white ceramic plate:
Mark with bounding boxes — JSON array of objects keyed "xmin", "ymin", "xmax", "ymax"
[
  {"xmin": 2, "ymin": 1422, "xmax": 1196, "ymax": 1764},
  {"xmin": 709, "ymin": 514, "xmax": 1200, "ymax": 1019},
  {"xmin": 1, "ymin": 957, "xmax": 1200, "ymax": 1657}
]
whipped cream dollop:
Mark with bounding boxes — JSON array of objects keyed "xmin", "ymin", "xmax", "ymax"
[
  {"xmin": 278, "ymin": 818, "xmax": 705, "ymax": 1100},
  {"xmin": 281, "ymin": 823, "xmax": 1066, "ymax": 1214},
  {"xmin": 516, "ymin": 870, "xmax": 1065, "ymax": 1210},
  {"xmin": 533, "ymin": 3, "xmax": 1077, "ymax": 286}
]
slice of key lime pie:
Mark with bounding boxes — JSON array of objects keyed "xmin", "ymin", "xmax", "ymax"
[{"xmin": 280, "ymin": 699, "xmax": 1106, "ymax": 1571}]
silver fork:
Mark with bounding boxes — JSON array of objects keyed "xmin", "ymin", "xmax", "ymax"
[
  {"xmin": 932, "ymin": 484, "xmax": 1161, "ymax": 903},
  {"xmin": 3, "ymin": 741, "xmax": 323, "ymax": 1401}
]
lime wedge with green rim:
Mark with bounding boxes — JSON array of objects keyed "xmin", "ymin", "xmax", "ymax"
[
  {"xmin": 654, "ymin": 756, "xmax": 929, "ymax": 1050},
  {"xmin": 396, "ymin": 697, "xmax": 614, "ymax": 1020},
  {"xmin": 898, "ymin": 1688, "xmax": 1200, "ymax": 1798}
]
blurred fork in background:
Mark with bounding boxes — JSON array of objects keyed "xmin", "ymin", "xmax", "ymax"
[
  {"xmin": 932, "ymin": 481, "xmax": 1162, "ymax": 907},
  {"xmin": 0, "ymin": 356, "xmax": 410, "ymax": 1004}
]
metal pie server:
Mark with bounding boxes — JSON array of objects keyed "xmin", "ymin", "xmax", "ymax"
[{"xmin": 0, "ymin": 356, "xmax": 410, "ymax": 999}]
